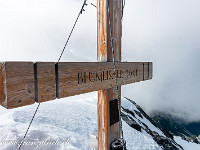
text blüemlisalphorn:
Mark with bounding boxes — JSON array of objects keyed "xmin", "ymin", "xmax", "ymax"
[{"xmin": 78, "ymin": 68, "xmax": 138, "ymax": 84}]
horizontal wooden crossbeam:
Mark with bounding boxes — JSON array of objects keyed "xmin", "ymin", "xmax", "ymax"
[{"xmin": 0, "ymin": 62, "xmax": 152, "ymax": 109}]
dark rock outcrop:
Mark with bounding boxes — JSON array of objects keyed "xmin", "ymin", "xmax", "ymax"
[
  {"xmin": 122, "ymin": 97, "xmax": 183, "ymax": 150},
  {"xmin": 121, "ymin": 112, "xmax": 141, "ymax": 132},
  {"xmin": 153, "ymin": 135, "xmax": 180, "ymax": 150},
  {"xmin": 151, "ymin": 112, "xmax": 200, "ymax": 142}
]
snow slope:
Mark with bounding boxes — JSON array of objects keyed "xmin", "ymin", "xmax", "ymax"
[
  {"xmin": 175, "ymin": 136, "xmax": 200, "ymax": 150},
  {"xmin": 0, "ymin": 94, "xmax": 97, "ymax": 150},
  {"xmin": 0, "ymin": 94, "xmax": 199, "ymax": 150},
  {"xmin": 121, "ymin": 97, "xmax": 200, "ymax": 150}
]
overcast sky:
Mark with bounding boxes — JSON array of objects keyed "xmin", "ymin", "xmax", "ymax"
[{"xmin": 0, "ymin": 0, "xmax": 200, "ymax": 122}]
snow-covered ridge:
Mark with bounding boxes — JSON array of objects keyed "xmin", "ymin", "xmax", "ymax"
[{"xmin": 121, "ymin": 97, "xmax": 200, "ymax": 150}]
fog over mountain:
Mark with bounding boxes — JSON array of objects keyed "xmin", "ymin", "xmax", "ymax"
[{"xmin": 0, "ymin": 0, "xmax": 200, "ymax": 122}]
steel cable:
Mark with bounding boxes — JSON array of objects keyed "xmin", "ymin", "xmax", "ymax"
[{"xmin": 18, "ymin": 1, "xmax": 87, "ymax": 149}]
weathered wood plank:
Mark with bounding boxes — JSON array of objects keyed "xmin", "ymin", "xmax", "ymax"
[
  {"xmin": 1, "ymin": 62, "xmax": 35, "ymax": 109},
  {"xmin": 97, "ymin": 0, "xmax": 122, "ymax": 149},
  {"xmin": 57, "ymin": 62, "xmax": 147, "ymax": 99},
  {"xmin": 36, "ymin": 62, "xmax": 56, "ymax": 103},
  {"xmin": 144, "ymin": 62, "xmax": 149, "ymax": 80},
  {"xmin": 98, "ymin": 88, "xmax": 121, "ymax": 150},
  {"xmin": 0, "ymin": 63, "xmax": 6, "ymax": 106},
  {"xmin": 97, "ymin": 0, "xmax": 121, "ymax": 62},
  {"xmin": 149, "ymin": 62, "xmax": 153, "ymax": 79},
  {"xmin": 0, "ymin": 61, "xmax": 152, "ymax": 109}
]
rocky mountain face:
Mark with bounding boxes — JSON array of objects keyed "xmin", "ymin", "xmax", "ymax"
[
  {"xmin": 151, "ymin": 112, "xmax": 200, "ymax": 144},
  {"xmin": 121, "ymin": 97, "xmax": 183, "ymax": 150}
]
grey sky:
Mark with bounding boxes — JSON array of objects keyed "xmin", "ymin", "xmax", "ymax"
[{"xmin": 0, "ymin": 0, "xmax": 200, "ymax": 122}]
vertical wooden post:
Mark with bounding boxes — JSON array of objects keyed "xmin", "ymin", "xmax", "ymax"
[{"xmin": 97, "ymin": 0, "xmax": 122, "ymax": 150}]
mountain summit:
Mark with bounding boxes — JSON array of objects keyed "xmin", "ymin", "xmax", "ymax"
[{"xmin": 0, "ymin": 96, "xmax": 199, "ymax": 149}]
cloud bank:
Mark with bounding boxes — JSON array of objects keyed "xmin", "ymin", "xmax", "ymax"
[{"xmin": 0, "ymin": 0, "xmax": 200, "ymax": 122}]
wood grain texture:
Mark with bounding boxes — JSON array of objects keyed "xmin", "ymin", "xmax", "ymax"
[
  {"xmin": 57, "ymin": 62, "xmax": 146, "ymax": 99},
  {"xmin": 149, "ymin": 62, "xmax": 153, "ymax": 79},
  {"xmin": 97, "ymin": 0, "xmax": 121, "ymax": 62},
  {"xmin": 98, "ymin": 88, "xmax": 121, "ymax": 150},
  {"xmin": 0, "ymin": 61, "xmax": 152, "ymax": 109},
  {"xmin": 1, "ymin": 62, "xmax": 35, "ymax": 109},
  {"xmin": 143, "ymin": 62, "xmax": 149, "ymax": 81},
  {"xmin": 36, "ymin": 62, "xmax": 56, "ymax": 103},
  {"xmin": 0, "ymin": 63, "xmax": 6, "ymax": 107},
  {"xmin": 97, "ymin": 0, "xmax": 122, "ymax": 149}
]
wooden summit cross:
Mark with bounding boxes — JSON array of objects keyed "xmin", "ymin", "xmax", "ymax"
[{"xmin": 0, "ymin": 0, "xmax": 152, "ymax": 150}]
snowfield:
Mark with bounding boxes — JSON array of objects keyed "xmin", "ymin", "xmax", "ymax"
[
  {"xmin": 0, "ymin": 94, "xmax": 97, "ymax": 150},
  {"xmin": 174, "ymin": 136, "xmax": 200, "ymax": 150},
  {"xmin": 0, "ymin": 94, "xmax": 199, "ymax": 150},
  {"xmin": 123, "ymin": 122, "xmax": 161, "ymax": 150}
]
